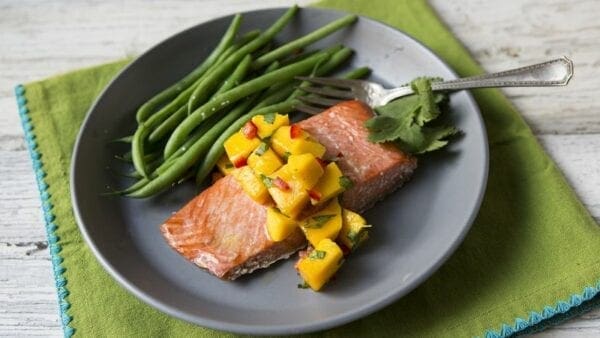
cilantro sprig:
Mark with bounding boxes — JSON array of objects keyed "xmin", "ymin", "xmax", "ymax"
[{"xmin": 365, "ymin": 77, "xmax": 459, "ymax": 154}]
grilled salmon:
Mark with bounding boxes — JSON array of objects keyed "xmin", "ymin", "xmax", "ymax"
[
  {"xmin": 299, "ymin": 100, "xmax": 417, "ymax": 212},
  {"xmin": 161, "ymin": 100, "xmax": 416, "ymax": 279},
  {"xmin": 160, "ymin": 174, "xmax": 306, "ymax": 280}
]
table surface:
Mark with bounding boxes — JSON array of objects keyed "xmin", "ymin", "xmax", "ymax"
[{"xmin": 1, "ymin": 0, "xmax": 599, "ymax": 336}]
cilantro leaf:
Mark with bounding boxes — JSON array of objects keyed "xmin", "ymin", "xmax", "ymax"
[
  {"xmin": 263, "ymin": 113, "xmax": 276, "ymax": 124},
  {"xmin": 365, "ymin": 77, "xmax": 459, "ymax": 154},
  {"xmin": 308, "ymin": 250, "xmax": 327, "ymax": 260}
]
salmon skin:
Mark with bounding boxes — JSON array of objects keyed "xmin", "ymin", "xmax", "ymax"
[
  {"xmin": 299, "ymin": 100, "xmax": 417, "ymax": 213},
  {"xmin": 160, "ymin": 100, "xmax": 416, "ymax": 280}
]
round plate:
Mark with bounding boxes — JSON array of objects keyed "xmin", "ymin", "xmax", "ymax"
[{"xmin": 71, "ymin": 7, "xmax": 488, "ymax": 336}]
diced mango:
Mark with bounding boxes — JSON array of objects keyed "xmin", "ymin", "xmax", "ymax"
[
  {"xmin": 300, "ymin": 198, "xmax": 343, "ymax": 247},
  {"xmin": 231, "ymin": 166, "xmax": 270, "ymax": 204},
  {"xmin": 224, "ymin": 131, "xmax": 261, "ymax": 166},
  {"xmin": 271, "ymin": 126, "xmax": 326, "ymax": 159},
  {"xmin": 216, "ymin": 154, "xmax": 235, "ymax": 175},
  {"xmin": 248, "ymin": 145, "xmax": 283, "ymax": 176},
  {"xmin": 297, "ymin": 238, "xmax": 344, "ymax": 291},
  {"xmin": 266, "ymin": 207, "xmax": 297, "ymax": 241},
  {"xmin": 338, "ymin": 209, "xmax": 370, "ymax": 250},
  {"xmin": 286, "ymin": 154, "xmax": 324, "ymax": 190},
  {"xmin": 251, "ymin": 113, "xmax": 290, "ymax": 139},
  {"xmin": 310, "ymin": 162, "xmax": 344, "ymax": 205},
  {"xmin": 267, "ymin": 166, "xmax": 309, "ymax": 219}
]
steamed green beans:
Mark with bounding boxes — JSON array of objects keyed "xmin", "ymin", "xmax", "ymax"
[
  {"xmin": 186, "ymin": 6, "xmax": 298, "ymax": 113},
  {"xmin": 135, "ymin": 14, "xmax": 241, "ymax": 122}
]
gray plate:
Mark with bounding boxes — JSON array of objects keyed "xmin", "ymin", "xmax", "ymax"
[{"xmin": 71, "ymin": 7, "xmax": 488, "ymax": 336}]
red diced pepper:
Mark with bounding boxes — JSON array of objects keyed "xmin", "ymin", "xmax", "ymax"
[
  {"xmin": 232, "ymin": 156, "xmax": 247, "ymax": 168},
  {"xmin": 290, "ymin": 124, "xmax": 303, "ymax": 139},
  {"xmin": 307, "ymin": 189, "xmax": 322, "ymax": 202},
  {"xmin": 273, "ymin": 177, "xmax": 291, "ymax": 191},
  {"xmin": 241, "ymin": 121, "xmax": 258, "ymax": 139}
]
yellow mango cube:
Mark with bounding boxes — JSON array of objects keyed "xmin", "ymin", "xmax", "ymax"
[
  {"xmin": 310, "ymin": 162, "xmax": 345, "ymax": 205},
  {"xmin": 216, "ymin": 154, "xmax": 234, "ymax": 175},
  {"xmin": 270, "ymin": 126, "xmax": 326, "ymax": 159},
  {"xmin": 286, "ymin": 154, "xmax": 324, "ymax": 190},
  {"xmin": 266, "ymin": 166, "xmax": 309, "ymax": 219},
  {"xmin": 251, "ymin": 113, "xmax": 290, "ymax": 139},
  {"xmin": 300, "ymin": 198, "xmax": 342, "ymax": 247},
  {"xmin": 223, "ymin": 131, "xmax": 261, "ymax": 166},
  {"xmin": 297, "ymin": 238, "xmax": 344, "ymax": 291},
  {"xmin": 266, "ymin": 207, "xmax": 297, "ymax": 241},
  {"xmin": 338, "ymin": 209, "xmax": 370, "ymax": 250},
  {"xmin": 248, "ymin": 144, "xmax": 283, "ymax": 176},
  {"xmin": 231, "ymin": 166, "xmax": 270, "ymax": 204}
]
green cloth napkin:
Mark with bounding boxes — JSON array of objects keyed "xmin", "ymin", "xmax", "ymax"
[{"xmin": 15, "ymin": 0, "xmax": 600, "ymax": 337}]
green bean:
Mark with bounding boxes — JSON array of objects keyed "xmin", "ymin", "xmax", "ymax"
[
  {"xmin": 109, "ymin": 135, "xmax": 133, "ymax": 144},
  {"xmin": 127, "ymin": 99, "xmax": 264, "ymax": 198},
  {"xmin": 194, "ymin": 101, "xmax": 297, "ymax": 184},
  {"xmin": 212, "ymin": 30, "xmax": 260, "ymax": 68},
  {"xmin": 342, "ymin": 66, "xmax": 371, "ymax": 80},
  {"xmin": 147, "ymin": 55, "xmax": 253, "ymax": 143},
  {"xmin": 252, "ymin": 14, "xmax": 357, "ymax": 69},
  {"xmin": 131, "ymin": 126, "xmax": 151, "ymax": 177},
  {"xmin": 186, "ymin": 5, "xmax": 299, "ymax": 113},
  {"xmin": 213, "ymin": 54, "xmax": 252, "ymax": 97},
  {"xmin": 135, "ymin": 14, "xmax": 241, "ymax": 122},
  {"xmin": 166, "ymin": 51, "xmax": 330, "ymax": 158}
]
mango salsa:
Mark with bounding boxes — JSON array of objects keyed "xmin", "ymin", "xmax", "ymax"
[
  {"xmin": 266, "ymin": 207, "xmax": 297, "ymax": 241},
  {"xmin": 224, "ymin": 131, "xmax": 261, "ymax": 167},
  {"xmin": 286, "ymin": 153, "xmax": 324, "ymax": 189},
  {"xmin": 270, "ymin": 126, "xmax": 326, "ymax": 159},
  {"xmin": 248, "ymin": 144, "xmax": 283, "ymax": 176},
  {"xmin": 231, "ymin": 166, "xmax": 270, "ymax": 204},
  {"xmin": 266, "ymin": 166, "xmax": 309, "ymax": 219},
  {"xmin": 310, "ymin": 162, "xmax": 344, "ymax": 205},
  {"xmin": 297, "ymin": 238, "xmax": 344, "ymax": 291},
  {"xmin": 251, "ymin": 113, "xmax": 290, "ymax": 139},
  {"xmin": 300, "ymin": 198, "xmax": 342, "ymax": 247},
  {"xmin": 216, "ymin": 154, "xmax": 234, "ymax": 175},
  {"xmin": 338, "ymin": 209, "xmax": 370, "ymax": 250}
]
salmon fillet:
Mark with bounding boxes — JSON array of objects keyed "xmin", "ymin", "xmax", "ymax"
[
  {"xmin": 161, "ymin": 100, "xmax": 416, "ymax": 279},
  {"xmin": 160, "ymin": 174, "xmax": 306, "ymax": 280},
  {"xmin": 298, "ymin": 100, "xmax": 417, "ymax": 213}
]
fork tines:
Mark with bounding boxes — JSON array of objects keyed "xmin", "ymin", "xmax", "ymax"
[{"xmin": 295, "ymin": 76, "xmax": 358, "ymax": 115}]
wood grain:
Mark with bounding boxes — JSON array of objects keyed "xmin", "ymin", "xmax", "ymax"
[{"xmin": 0, "ymin": 0, "xmax": 598, "ymax": 336}]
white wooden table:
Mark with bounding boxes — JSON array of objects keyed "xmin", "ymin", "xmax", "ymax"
[{"xmin": 1, "ymin": 1, "xmax": 599, "ymax": 336}]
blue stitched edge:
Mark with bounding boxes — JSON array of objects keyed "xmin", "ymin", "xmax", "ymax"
[
  {"xmin": 15, "ymin": 85, "xmax": 75, "ymax": 338},
  {"xmin": 482, "ymin": 280, "xmax": 600, "ymax": 337}
]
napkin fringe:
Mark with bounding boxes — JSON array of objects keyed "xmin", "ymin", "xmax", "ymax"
[
  {"xmin": 483, "ymin": 280, "xmax": 600, "ymax": 337},
  {"xmin": 15, "ymin": 84, "xmax": 75, "ymax": 338}
]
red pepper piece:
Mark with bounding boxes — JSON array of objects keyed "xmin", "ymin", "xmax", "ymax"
[
  {"xmin": 232, "ymin": 156, "xmax": 247, "ymax": 168},
  {"xmin": 273, "ymin": 177, "xmax": 291, "ymax": 191},
  {"xmin": 241, "ymin": 121, "xmax": 258, "ymax": 139},
  {"xmin": 290, "ymin": 124, "xmax": 303, "ymax": 139}
]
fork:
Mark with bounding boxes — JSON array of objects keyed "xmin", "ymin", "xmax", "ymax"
[{"xmin": 295, "ymin": 57, "xmax": 573, "ymax": 114}]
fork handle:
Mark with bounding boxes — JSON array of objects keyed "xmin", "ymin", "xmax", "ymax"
[{"xmin": 432, "ymin": 57, "xmax": 573, "ymax": 91}]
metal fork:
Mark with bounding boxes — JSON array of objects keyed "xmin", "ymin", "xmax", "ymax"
[{"xmin": 295, "ymin": 57, "xmax": 573, "ymax": 114}]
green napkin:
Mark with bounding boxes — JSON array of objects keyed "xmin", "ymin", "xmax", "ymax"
[{"xmin": 16, "ymin": 0, "xmax": 600, "ymax": 337}]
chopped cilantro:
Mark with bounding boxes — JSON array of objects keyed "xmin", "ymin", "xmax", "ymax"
[
  {"xmin": 260, "ymin": 174, "xmax": 273, "ymax": 188},
  {"xmin": 282, "ymin": 151, "xmax": 291, "ymax": 161},
  {"xmin": 303, "ymin": 214, "xmax": 335, "ymax": 229},
  {"xmin": 365, "ymin": 77, "xmax": 459, "ymax": 154},
  {"xmin": 255, "ymin": 142, "xmax": 268, "ymax": 156},
  {"xmin": 297, "ymin": 282, "xmax": 310, "ymax": 289},
  {"xmin": 339, "ymin": 176, "xmax": 354, "ymax": 190},
  {"xmin": 309, "ymin": 250, "xmax": 327, "ymax": 260},
  {"xmin": 225, "ymin": 163, "xmax": 233, "ymax": 169},
  {"xmin": 263, "ymin": 112, "xmax": 276, "ymax": 124},
  {"xmin": 347, "ymin": 225, "xmax": 371, "ymax": 249}
]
